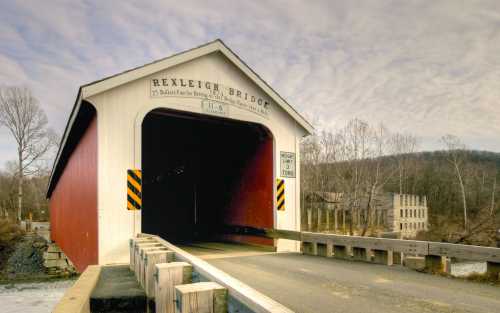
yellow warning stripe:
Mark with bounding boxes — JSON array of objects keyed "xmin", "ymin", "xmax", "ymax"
[
  {"xmin": 127, "ymin": 201, "xmax": 137, "ymax": 211},
  {"xmin": 128, "ymin": 174, "xmax": 141, "ymax": 191},
  {"xmin": 127, "ymin": 169, "xmax": 142, "ymax": 210},
  {"xmin": 134, "ymin": 169, "xmax": 142, "ymax": 180},
  {"xmin": 128, "ymin": 187, "xmax": 142, "ymax": 206},
  {"xmin": 277, "ymin": 178, "xmax": 285, "ymax": 211}
]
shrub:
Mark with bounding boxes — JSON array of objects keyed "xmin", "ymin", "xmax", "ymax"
[{"xmin": 0, "ymin": 218, "xmax": 24, "ymax": 250}]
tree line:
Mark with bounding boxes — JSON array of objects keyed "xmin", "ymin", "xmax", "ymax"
[{"xmin": 300, "ymin": 118, "xmax": 500, "ymax": 246}]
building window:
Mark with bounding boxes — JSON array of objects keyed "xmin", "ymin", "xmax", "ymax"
[
  {"xmin": 405, "ymin": 223, "xmax": 407, "ymax": 230},
  {"xmin": 400, "ymin": 209, "xmax": 403, "ymax": 217},
  {"xmin": 400, "ymin": 223, "xmax": 403, "ymax": 230},
  {"xmin": 405, "ymin": 209, "xmax": 408, "ymax": 218},
  {"xmin": 410, "ymin": 210, "xmax": 412, "ymax": 218}
]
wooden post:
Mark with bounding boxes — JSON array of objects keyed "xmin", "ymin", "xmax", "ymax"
[
  {"xmin": 317, "ymin": 208, "xmax": 322, "ymax": 232},
  {"xmin": 373, "ymin": 249, "xmax": 394, "ymax": 266},
  {"xmin": 175, "ymin": 282, "xmax": 227, "ymax": 313},
  {"xmin": 325, "ymin": 209, "xmax": 330, "ymax": 232},
  {"xmin": 130, "ymin": 238, "xmax": 156, "ymax": 271},
  {"xmin": 307, "ymin": 209, "xmax": 312, "ymax": 231},
  {"xmin": 425, "ymin": 255, "xmax": 443, "ymax": 273},
  {"xmin": 342, "ymin": 210, "xmax": 346, "ymax": 233},
  {"xmin": 442, "ymin": 257, "xmax": 452, "ymax": 275},
  {"xmin": 334, "ymin": 209, "xmax": 338, "ymax": 230},
  {"xmin": 135, "ymin": 242, "xmax": 162, "ymax": 279},
  {"xmin": 155, "ymin": 262, "xmax": 193, "ymax": 313},
  {"xmin": 139, "ymin": 245, "xmax": 166, "ymax": 286},
  {"xmin": 135, "ymin": 242, "xmax": 162, "ymax": 277},
  {"xmin": 144, "ymin": 250, "xmax": 175, "ymax": 298}
]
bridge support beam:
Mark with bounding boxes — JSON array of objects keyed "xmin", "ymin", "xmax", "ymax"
[{"xmin": 373, "ymin": 249, "xmax": 393, "ymax": 266}]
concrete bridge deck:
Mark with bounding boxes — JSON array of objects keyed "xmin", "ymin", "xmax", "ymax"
[{"xmin": 180, "ymin": 242, "xmax": 500, "ymax": 313}]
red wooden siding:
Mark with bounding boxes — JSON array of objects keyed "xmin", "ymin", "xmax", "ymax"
[
  {"xmin": 223, "ymin": 135, "xmax": 274, "ymax": 246},
  {"xmin": 50, "ymin": 115, "xmax": 98, "ymax": 272}
]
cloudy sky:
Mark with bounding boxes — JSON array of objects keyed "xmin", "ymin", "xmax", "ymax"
[{"xmin": 1, "ymin": 0, "xmax": 500, "ymax": 167}]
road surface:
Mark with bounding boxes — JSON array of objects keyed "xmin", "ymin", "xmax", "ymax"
[{"xmin": 181, "ymin": 242, "xmax": 500, "ymax": 313}]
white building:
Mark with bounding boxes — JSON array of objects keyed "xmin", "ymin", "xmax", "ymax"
[{"xmin": 390, "ymin": 193, "xmax": 428, "ymax": 238}]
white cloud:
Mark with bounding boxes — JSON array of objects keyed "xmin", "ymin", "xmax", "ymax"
[{"xmin": 0, "ymin": 0, "xmax": 500, "ymax": 167}]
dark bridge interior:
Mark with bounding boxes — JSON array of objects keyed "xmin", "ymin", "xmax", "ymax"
[{"xmin": 141, "ymin": 108, "xmax": 273, "ymax": 246}]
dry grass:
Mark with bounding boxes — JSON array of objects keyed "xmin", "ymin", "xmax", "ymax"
[{"xmin": 0, "ymin": 219, "xmax": 23, "ymax": 248}]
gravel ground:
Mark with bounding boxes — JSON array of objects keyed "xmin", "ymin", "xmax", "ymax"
[{"xmin": 0, "ymin": 279, "xmax": 74, "ymax": 313}]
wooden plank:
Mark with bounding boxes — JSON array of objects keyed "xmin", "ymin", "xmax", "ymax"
[{"xmin": 428, "ymin": 242, "xmax": 500, "ymax": 263}]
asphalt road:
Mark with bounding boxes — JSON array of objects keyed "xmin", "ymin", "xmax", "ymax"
[{"xmin": 181, "ymin": 243, "xmax": 500, "ymax": 313}]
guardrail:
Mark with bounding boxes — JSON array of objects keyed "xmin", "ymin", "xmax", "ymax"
[
  {"xmin": 225, "ymin": 225, "xmax": 500, "ymax": 278},
  {"xmin": 136, "ymin": 234, "xmax": 294, "ymax": 313},
  {"xmin": 299, "ymin": 231, "xmax": 500, "ymax": 277}
]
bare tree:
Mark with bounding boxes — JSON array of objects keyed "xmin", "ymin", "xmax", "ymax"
[
  {"xmin": 0, "ymin": 86, "xmax": 57, "ymax": 223},
  {"xmin": 441, "ymin": 134, "xmax": 468, "ymax": 232},
  {"xmin": 390, "ymin": 133, "xmax": 418, "ymax": 194},
  {"xmin": 332, "ymin": 118, "xmax": 372, "ymax": 235},
  {"xmin": 360, "ymin": 123, "xmax": 398, "ymax": 236}
]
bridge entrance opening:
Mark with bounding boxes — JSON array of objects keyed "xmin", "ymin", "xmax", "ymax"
[{"xmin": 141, "ymin": 108, "xmax": 274, "ymax": 246}]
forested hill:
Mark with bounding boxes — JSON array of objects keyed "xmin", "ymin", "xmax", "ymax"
[
  {"xmin": 383, "ymin": 149, "xmax": 500, "ymax": 245},
  {"xmin": 301, "ymin": 147, "xmax": 500, "ymax": 245}
]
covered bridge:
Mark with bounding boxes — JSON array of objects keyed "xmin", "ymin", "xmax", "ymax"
[{"xmin": 46, "ymin": 40, "xmax": 313, "ymax": 272}]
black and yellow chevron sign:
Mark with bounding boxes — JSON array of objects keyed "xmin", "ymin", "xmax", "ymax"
[
  {"xmin": 127, "ymin": 169, "xmax": 142, "ymax": 211},
  {"xmin": 277, "ymin": 178, "xmax": 285, "ymax": 211}
]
